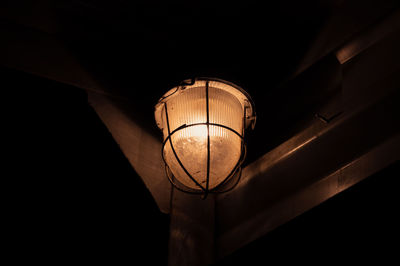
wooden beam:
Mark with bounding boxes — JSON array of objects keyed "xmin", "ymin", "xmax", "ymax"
[
  {"xmin": 168, "ymin": 190, "xmax": 215, "ymax": 266},
  {"xmin": 293, "ymin": 0, "xmax": 399, "ymax": 76},
  {"xmin": 0, "ymin": 22, "xmax": 171, "ymax": 213},
  {"xmin": 87, "ymin": 92, "xmax": 171, "ymax": 213},
  {"xmin": 215, "ymin": 30, "xmax": 400, "ymax": 258}
]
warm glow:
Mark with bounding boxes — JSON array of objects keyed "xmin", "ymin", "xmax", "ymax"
[
  {"xmin": 155, "ymin": 78, "xmax": 255, "ymax": 193},
  {"xmin": 183, "ymin": 125, "xmax": 208, "ymax": 140}
]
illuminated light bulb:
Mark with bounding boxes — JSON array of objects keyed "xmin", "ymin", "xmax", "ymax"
[{"xmin": 155, "ymin": 78, "xmax": 256, "ymax": 194}]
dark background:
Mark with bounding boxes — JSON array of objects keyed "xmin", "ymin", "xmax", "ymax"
[
  {"xmin": 1, "ymin": 0, "xmax": 357, "ymax": 165},
  {"xmin": 5, "ymin": 67, "xmax": 399, "ymax": 264},
  {"xmin": 2, "ymin": 0, "xmax": 399, "ymax": 264}
]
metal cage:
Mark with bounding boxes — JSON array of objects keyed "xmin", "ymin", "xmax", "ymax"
[{"xmin": 155, "ymin": 78, "xmax": 256, "ymax": 198}]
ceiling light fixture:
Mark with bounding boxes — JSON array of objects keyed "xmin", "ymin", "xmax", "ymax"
[{"xmin": 155, "ymin": 78, "xmax": 256, "ymax": 197}]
